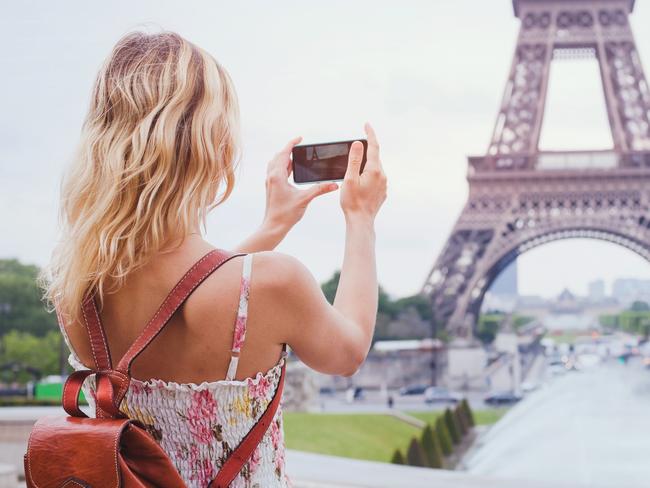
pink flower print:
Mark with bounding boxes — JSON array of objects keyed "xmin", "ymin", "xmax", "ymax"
[
  {"xmin": 270, "ymin": 418, "xmax": 281, "ymax": 449},
  {"xmin": 247, "ymin": 375, "xmax": 271, "ymax": 401},
  {"xmin": 274, "ymin": 443, "xmax": 286, "ymax": 478},
  {"xmin": 187, "ymin": 390, "xmax": 218, "ymax": 444},
  {"xmin": 248, "ymin": 445, "xmax": 261, "ymax": 474},
  {"xmin": 232, "ymin": 315, "xmax": 247, "ymax": 351},
  {"xmin": 189, "ymin": 444, "xmax": 216, "ymax": 485}
]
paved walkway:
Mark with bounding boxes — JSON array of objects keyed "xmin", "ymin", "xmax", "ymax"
[
  {"xmin": 286, "ymin": 450, "xmax": 571, "ymax": 488},
  {"xmin": 465, "ymin": 359, "xmax": 650, "ymax": 487}
]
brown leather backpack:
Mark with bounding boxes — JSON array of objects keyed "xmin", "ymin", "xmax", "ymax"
[{"xmin": 24, "ymin": 249, "xmax": 286, "ymax": 487}]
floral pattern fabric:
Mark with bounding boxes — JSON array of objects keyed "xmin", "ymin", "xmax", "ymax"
[{"xmin": 63, "ymin": 253, "xmax": 292, "ymax": 488}]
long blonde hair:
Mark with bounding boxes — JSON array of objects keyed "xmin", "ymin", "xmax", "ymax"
[{"xmin": 40, "ymin": 31, "xmax": 240, "ymax": 328}]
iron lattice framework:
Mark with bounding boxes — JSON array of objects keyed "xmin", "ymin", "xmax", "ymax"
[{"xmin": 423, "ymin": 0, "xmax": 650, "ymax": 338}]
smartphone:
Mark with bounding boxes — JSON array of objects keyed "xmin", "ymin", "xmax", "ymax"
[{"xmin": 292, "ymin": 139, "xmax": 368, "ymax": 184}]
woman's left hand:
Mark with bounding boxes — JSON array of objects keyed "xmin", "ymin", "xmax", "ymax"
[
  {"xmin": 262, "ymin": 136, "xmax": 339, "ymax": 235},
  {"xmin": 235, "ymin": 137, "xmax": 338, "ymax": 253}
]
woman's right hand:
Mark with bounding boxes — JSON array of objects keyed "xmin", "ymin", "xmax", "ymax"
[{"xmin": 340, "ymin": 123, "xmax": 387, "ymax": 222}]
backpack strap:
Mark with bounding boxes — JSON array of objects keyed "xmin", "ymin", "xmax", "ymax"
[
  {"xmin": 114, "ymin": 249, "xmax": 243, "ymax": 376},
  {"xmin": 81, "ymin": 294, "xmax": 113, "ymax": 370},
  {"xmin": 210, "ymin": 344, "xmax": 287, "ymax": 488},
  {"xmin": 68, "ymin": 248, "xmax": 243, "ymax": 418}
]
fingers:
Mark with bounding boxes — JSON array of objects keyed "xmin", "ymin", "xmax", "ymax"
[
  {"xmin": 303, "ymin": 182, "xmax": 339, "ymax": 203},
  {"xmin": 364, "ymin": 122, "xmax": 382, "ymax": 171},
  {"xmin": 344, "ymin": 141, "xmax": 365, "ymax": 182},
  {"xmin": 281, "ymin": 136, "xmax": 303, "ymax": 155},
  {"xmin": 268, "ymin": 136, "xmax": 303, "ymax": 177}
]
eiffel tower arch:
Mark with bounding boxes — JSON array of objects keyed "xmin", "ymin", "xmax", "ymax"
[{"xmin": 423, "ymin": 0, "xmax": 650, "ymax": 340}]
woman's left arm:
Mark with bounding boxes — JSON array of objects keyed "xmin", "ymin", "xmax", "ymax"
[{"xmin": 235, "ymin": 137, "xmax": 338, "ymax": 253}]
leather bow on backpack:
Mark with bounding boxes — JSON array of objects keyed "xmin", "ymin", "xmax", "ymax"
[{"xmin": 24, "ymin": 249, "xmax": 286, "ymax": 487}]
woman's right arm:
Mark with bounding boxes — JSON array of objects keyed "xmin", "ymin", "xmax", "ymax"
[{"xmin": 255, "ymin": 124, "xmax": 387, "ymax": 376}]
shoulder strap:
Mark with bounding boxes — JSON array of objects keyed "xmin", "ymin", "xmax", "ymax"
[
  {"xmin": 210, "ymin": 345, "xmax": 287, "ymax": 488},
  {"xmin": 68, "ymin": 249, "xmax": 243, "ymax": 419},
  {"xmin": 115, "ymin": 248, "xmax": 243, "ymax": 375},
  {"xmin": 225, "ymin": 253, "xmax": 253, "ymax": 381},
  {"xmin": 81, "ymin": 248, "xmax": 242, "ymax": 375},
  {"xmin": 81, "ymin": 294, "xmax": 113, "ymax": 370}
]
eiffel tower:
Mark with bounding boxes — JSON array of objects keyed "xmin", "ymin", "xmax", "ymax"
[{"xmin": 423, "ymin": 0, "xmax": 650, "ymax": 342}]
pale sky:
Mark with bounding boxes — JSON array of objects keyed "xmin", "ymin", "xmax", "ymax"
[{"xmin": 2, "ymin": 0, "xmax": 650, "ymax": 299}]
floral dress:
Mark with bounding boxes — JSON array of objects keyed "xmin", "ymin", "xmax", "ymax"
[{"xmin": 63, "ymin": 253, "xmax": 292, "ymax": 488}]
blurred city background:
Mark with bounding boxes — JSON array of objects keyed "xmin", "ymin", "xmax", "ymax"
[{"xmin": 2, "ymin": 0, "xmax": 650, "ymax": 487}]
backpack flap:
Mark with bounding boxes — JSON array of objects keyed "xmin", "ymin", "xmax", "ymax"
[{"xmin": 24, "ymin": 415, "xmax": 128, "ymax": 488}]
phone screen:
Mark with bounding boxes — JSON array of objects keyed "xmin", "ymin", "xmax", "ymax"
[{"xmin": 292, "ymin": 139, "xmax": 367, "ymax": 184}]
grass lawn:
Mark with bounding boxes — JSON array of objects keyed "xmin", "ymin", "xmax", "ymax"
[
  {"xmin": 408, "ymin": 408, "xmax": 508, "ymax": 426},
  {"xmin": 283, "ymin": 409, "xmax": 507, "ymax": 462},
  {"xmin": 284, "ymin": 413, "xmax": 421, "ymax": 462}
]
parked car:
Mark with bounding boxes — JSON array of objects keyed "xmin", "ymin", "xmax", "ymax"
[
  {"xmin": 484, "ymin": 391, "xmax": 522, "ymax": 406},
  {"xmin": 319, "ymin": 386, "xmax": 336, "ymax": 396},
  {"xmin": 399, "ymin": 384, "xmax": 428, "ymax": 396},
  {"xmin": 424, "ymin": 386, "xmax": 462, "ymax": 404}
]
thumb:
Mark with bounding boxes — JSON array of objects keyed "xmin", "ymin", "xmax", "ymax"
[
  {"xmin": 344, "ymin": 141, "xmax": 365, "ymax": 181},
  {"xmin": 304, "ymin": 182, "xmax": 339, "ymax": 203}
]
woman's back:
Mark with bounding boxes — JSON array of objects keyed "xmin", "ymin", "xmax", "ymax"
[
  {"xmin": 63, "ymin": 244, "xmax": 291, "ymax": 487},
  {"xmin": 64, "ymin": 238, "xmax": 285, "ymax": 384},
  {"xmin": 41, "ymin": 29, "xmax": 386, "ymax": 487}
]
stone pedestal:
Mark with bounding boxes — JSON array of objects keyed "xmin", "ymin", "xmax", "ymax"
[
  {"xmin": 444, "ymin": 339, "xmax": 487, "ymax": 390},
  {"xmin": 283, "ymin": 361, "xmax": 318, "ymax": 411}
]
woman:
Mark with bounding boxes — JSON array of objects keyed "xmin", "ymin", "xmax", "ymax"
[{"xmin": 41, "ymin": 31, "xmax": 386, "ymax": 487}]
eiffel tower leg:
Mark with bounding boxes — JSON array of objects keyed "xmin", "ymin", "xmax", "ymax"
[{"xmin": 424, "ymin": 166, "xmax": 650, "ymax": 391}]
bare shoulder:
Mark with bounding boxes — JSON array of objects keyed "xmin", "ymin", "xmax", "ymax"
[
  {"xmin": 182, "ymin": 253, "xmax": 245, "ymax": 324},
  {"xmin": 250, "ymin": 251, "xmax": 313, "ymax": 292},
  {"xmin": 183, "ymin": 251, "xmax": 313, "ymax": 321}
]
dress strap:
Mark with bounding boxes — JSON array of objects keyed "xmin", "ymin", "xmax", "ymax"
[{"xmin": 226, "ymin": 253, "xmax": 253, "ymax": 380}]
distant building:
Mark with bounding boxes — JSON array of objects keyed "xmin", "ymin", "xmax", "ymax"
[
  {"xmin": 612, "ymin": 278, "xmax": 650, "ymax": 306},
  {"xmin": 551, "ymin": 288, "xmax": 582, "ymax": 313},
  {"xmin": 588, "ymin": 279, "xmax": 606, "ymax": 302}
]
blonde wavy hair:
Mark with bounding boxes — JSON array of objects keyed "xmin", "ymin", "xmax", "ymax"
[{"xmin": 39, "ymin": 31, "xmax": 240, "ymax": 328}]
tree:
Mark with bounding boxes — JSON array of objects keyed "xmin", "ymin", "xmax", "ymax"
[
  {"xmin": 320, "ymin": 271, "xmax": 340, "ymax": 304},
  {"xmin": 406, "ymin": 437, "xmax": 427, "ymax": 467},
  {"xmin": 461, "ymin": 399, "xmax": 475, "ymax": 427},
  {"xmin": 454, "ymin": 404, "xmax": 468, "ymax": 436},
  {"xmin": 0, "ymin": 330, "xmax": 62, "ymax": 382},
  {"xmin": 630, "ymin": 301, "xmax": 650, "ymax": 312},
  {"xmin": 435, "ymin": 416, "xmax": 453, "ymax": 456},
  {"xmin": 0, "ymin": 259, "xmax": 58, "ymax": 336},
  {"xmin": 443, "ymin": 408, "xmax": 461, "ymax": 444},
  {"xmin": 420, "ymin": 424, "xmax": 444, "ymax": 468},
  {"xmin": 393, "ymin": 294, "xmax": 433, "ymax": 321},
  {"xmin": 320, "ymin": 270, "xmax": 433, "ymax": 322},
  {"xmin": 390, "ymin": 449, "xmax": 405, "ymax": 465},
  {"xmin": 476, "ymin": 314, "xmax": 501, "ymax": 345}
]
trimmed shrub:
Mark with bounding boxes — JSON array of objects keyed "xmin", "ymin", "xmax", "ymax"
[
  {"xmin": 420, "ymin": 424, "xmax": 444, "ymax": 468},
  {"xmin": 461, "ymin": 398, "xmax": 476, "ymax": 427},
  {"xmin": 454, "ymin": 404, "xmax": 468, "ymax": 436},
  {"xmin": 390, "ymin": 448, "xmax": 405, "ymax": 465},
  {"xmin": 435, "ymin": 416, "xmax": 453, "ymax": 456},
  {"xmin": 444, "ymin": 408, "xmax": 461, "ymax": 444},
  {"xmin": 406, "ymin": 437, "xmax": 427, "ymax": 467}
]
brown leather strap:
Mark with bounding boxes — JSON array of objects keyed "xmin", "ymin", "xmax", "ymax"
[
  {"xmin": 62, "ymin": 369, "xmax": 93, "ymax": 417},
  {"xmin": 81, "ymin": 294, "xmax": 113, "ymax": 370},
  {"xmin": 79, "ymin": 248, "xmax": 243, "ymax": 415},
  {"xmin": 115, "ymin": 249, "xmax": 242, "ymax": 374},
  {"xmin": 210, "ymin": 347, "xmax": 287, "ymax": 488}
]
